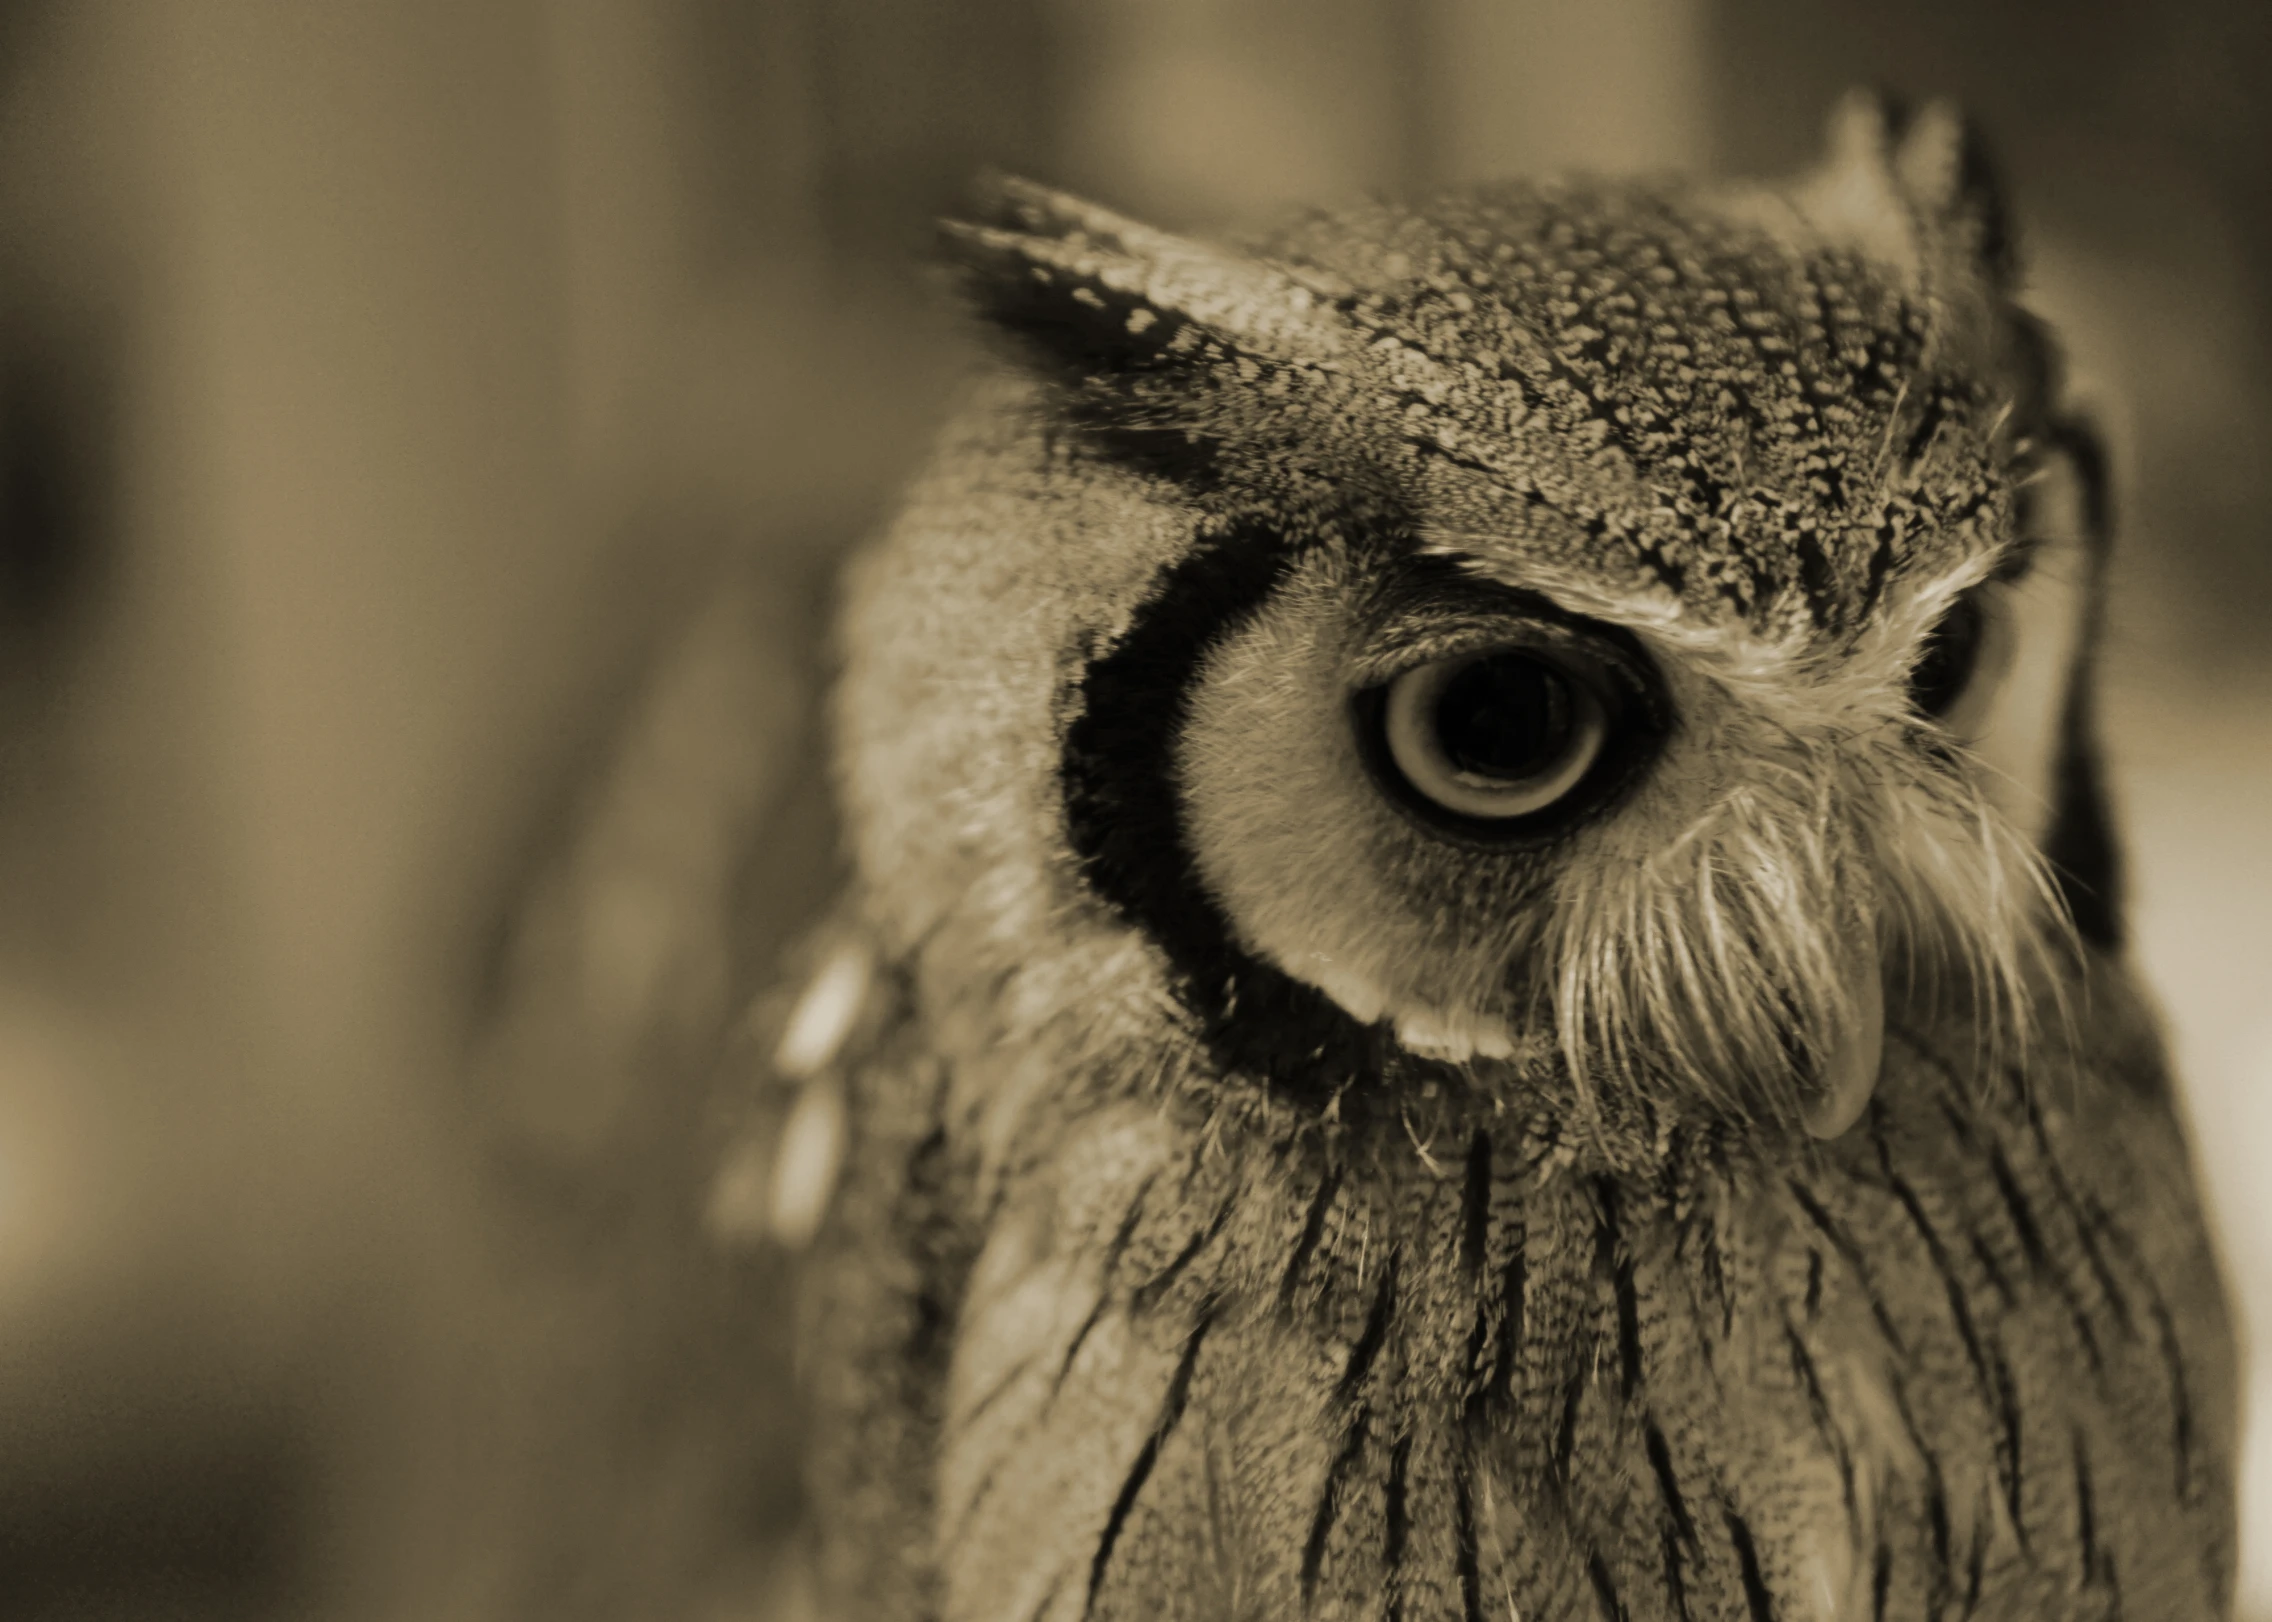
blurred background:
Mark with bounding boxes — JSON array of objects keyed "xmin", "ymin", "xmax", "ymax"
[{"xmin": 0, "ymin": 1, "xmax": 2264, "ymax": 1617}]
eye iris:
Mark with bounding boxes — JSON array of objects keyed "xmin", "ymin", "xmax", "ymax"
[
  {"xmin": 1435, "ymin": 654, "xmax": 1574, "ymax": 781},
  {"xmin": 1372, "ymin": 640, "xmax": 1621, "ymax": 826}
]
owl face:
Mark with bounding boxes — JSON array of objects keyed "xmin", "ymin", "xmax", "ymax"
[{"xmin": 836, "ymin": 96, "xmax": 2101, "ymax": 1158}]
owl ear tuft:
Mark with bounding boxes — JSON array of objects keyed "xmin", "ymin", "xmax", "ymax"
[
  {"xmin": 1885, "ymin": 96, "xmax": 2015, "ymax": 288},
  {"xmin": 939, "ymin": 175, "xmax": 1348, "ymax": 384},
  {"xmin": 1800, "ymin": 89, "xmax": 2016, "ymax": 292}
]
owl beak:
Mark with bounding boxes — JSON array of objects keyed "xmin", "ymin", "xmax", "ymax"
[{"xmin": 1802, "ymin": 928, "xmax": 1885, "ymax": 1140}]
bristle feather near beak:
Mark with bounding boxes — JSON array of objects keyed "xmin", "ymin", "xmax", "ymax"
[{"xmin": 1804, "ymin": 928, "xmax": 1885, "ymax": 1139}]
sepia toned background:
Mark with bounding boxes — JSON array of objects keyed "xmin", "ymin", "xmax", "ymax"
[{"xmin": 0, "ymin": 2, "xmax": 2265, "ymax": 1616}]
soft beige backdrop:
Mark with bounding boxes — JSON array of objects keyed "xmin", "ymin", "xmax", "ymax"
[{"xmin": 0, "ymin": 3, "xmax": 2262, "ymax": 1617}]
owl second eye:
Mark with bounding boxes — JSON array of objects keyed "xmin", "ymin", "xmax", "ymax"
[
  {"xmin": 1909, "ymin": 594, "xmax": 1986, "ymax": 719},
  {"xmin": 1907, "ymin": 588, "xmax": 2014, "ymax": 738},
  {"xmin": 1372, "ymin": 647, "xmax": 1613, "ymax": 824}
]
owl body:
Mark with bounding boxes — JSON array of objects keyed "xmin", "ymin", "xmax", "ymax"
[{"xmin": 799, "ymin": 98, "xmax": 2236, "ymax": 1620}]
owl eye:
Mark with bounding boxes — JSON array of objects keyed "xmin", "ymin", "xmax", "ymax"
[
  {"xmin": 1908, "ymin": 593, "xmax": 1993, "ymax": 723},
  {"xmin": 1379, "ymin": 648, "xmax": 1611, "ymax": 820}
]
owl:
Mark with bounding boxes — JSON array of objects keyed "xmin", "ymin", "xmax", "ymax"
[{"xmin": 780, "ymin": 93, "xmax": 2237, "ymax": 1621}]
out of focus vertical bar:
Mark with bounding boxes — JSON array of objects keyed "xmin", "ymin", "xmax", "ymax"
[
  {"xmin": 114, "ymin": 2, "xmax": 606, "ymax": 1615},
  {"xmin": 134, "ymin": 0, "xmax": 586, "ymax": 1082},
  {"xmin": 551, "ymin": 0, "xmax": 700, "ymax": 512}
]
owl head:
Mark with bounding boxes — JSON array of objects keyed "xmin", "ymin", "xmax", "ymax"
[{"xmin": 835, "ymin": 94, "xmax": 2108, "ymax": 1161}]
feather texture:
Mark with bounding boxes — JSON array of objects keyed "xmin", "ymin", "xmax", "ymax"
[{"xmin": 796, "ymin": 92, "xmax": 2235, "ymax": 1620}]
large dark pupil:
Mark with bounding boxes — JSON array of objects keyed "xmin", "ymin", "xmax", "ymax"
[
  {"xmin": 1909, "ymin": 596, "xmax": 1983, "ymax": 718},
  {"xmin": 1434, "ymin": 653, "xmax": 1573, "ymax": 781}
]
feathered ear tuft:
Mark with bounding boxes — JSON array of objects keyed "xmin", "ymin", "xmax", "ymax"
[
  {"xmin": 1797, "ymin": 89, "xmax": 2017, "ymax": 294},
  {"xmin": 938, "ymin": 174, "xmax": 1349, "ymax": 384},
  {"xmin": 1884, "ymin": 96, "xmax": 2015, "ymax": 290}
]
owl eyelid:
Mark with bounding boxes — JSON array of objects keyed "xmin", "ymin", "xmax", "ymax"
[
  {"xmin": 1994, "ymin": 441, "xmax": 2092, "ymax": 584},
  {"xmin": 1989, "ymin": 531, "xmax": 2046, "ymax": 585},
  {"xmin": 1348, "ymin": 615, "xmax": 1630, "ymax": 692}
]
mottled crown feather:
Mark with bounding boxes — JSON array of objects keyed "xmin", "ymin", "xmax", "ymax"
[
  {"xmin": 945, "ymin": 90, "xmax": 2026, "ymax": 402},
  {"xmin": 939, "ymin": 95, "xmax": 2046, "ymax": 645},
  {"xmin": 943, "ymin": 88, "xmax": 2019, "ymax": 386},
  {"xmin": 938, "ymin": 172, "xmax": 1365, "ymax": 490},
  {"xmin": 938, "ymin": 172, "xmax": 1349, "ymax": 380}
]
